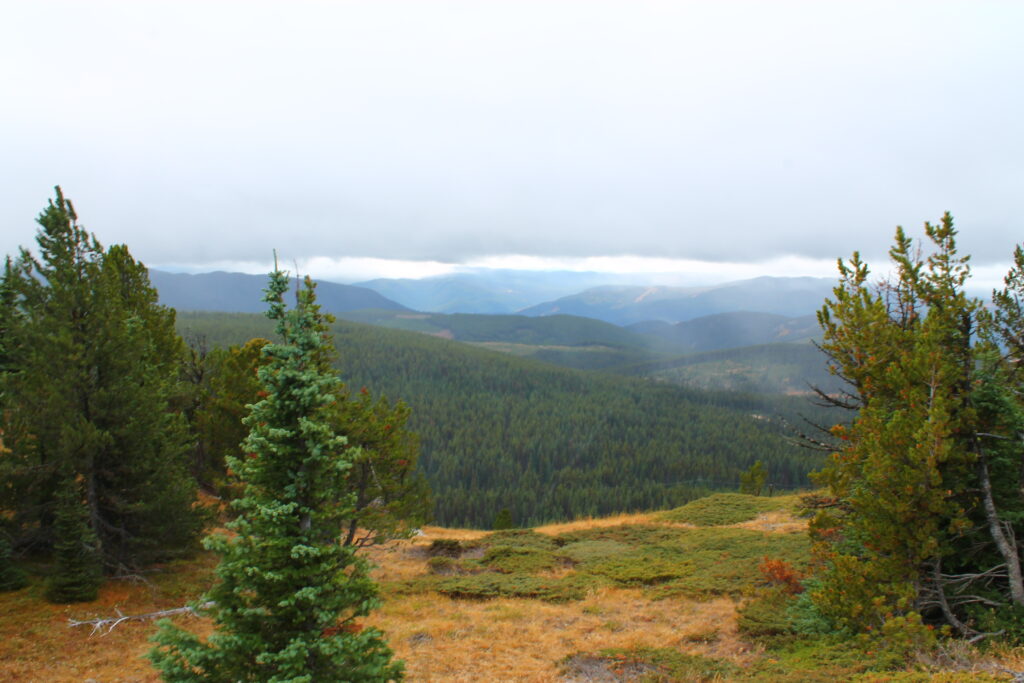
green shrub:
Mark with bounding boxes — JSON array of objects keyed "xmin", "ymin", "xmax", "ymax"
[
  {"xmin": 0, "ymin": 535, "xmax": 27, "ymax": 592},
  {"xmin": 787, "ymin": 580, "xmax": 832, "ymax": 636},
  {"xmin": 555, "ymin": 524, "xmax": 689, "ymax": 547},
  {"xmin": 484, "ymin": 529, "xmax": 557, "ymax": 551},
  {"xmin": 492, "ymin": 508, "xmax": 514, "ymax": 530},
  {"xmin": 436, "ymin": 573, "xmax": 592, "ymax": 602},
  {"xmin": 965, "ymin": 602, "xmax": 1024, "ymax": 644},
  {"xmin": 428, "ymin": 539, "xmax": 465, "ymax": 557},
  {"xmin": 738, "ymin": 587, "xmax": 798, "ymax": 641},
  {"xmin": 647, "ymin": 528, "xmax": 810, "ymax": 598},
  {"xmin": 594, "ymin": 648, "xmax": 739, "ymax": 682},
  {"xmin": 659, "ymin": 493, "xmax": 793, "ymax": 526},
  {"xmin": 482, "ymin": 546, "xmax": 558, "ymax": 574},
  {"xmin": 427, "ymin": 556, "xmax": 456, "ymax": 573},
  {"xmin": 426, "ymin": 556, "xmax": 485, "ymax": 575},
  {"xmin": 556, "ymin": 539, "xmax": 632, "ymax": 565},
  {"xmin": 859, "ymin": 612, "xmax": 938, "ymax": 670},
  {"xmin": 588, "ymin": 552, "xmax": 692, "ymax": 586},
  {"xmin": 747, "ymin": 637, "xmax": 878, "ymax": 682}
]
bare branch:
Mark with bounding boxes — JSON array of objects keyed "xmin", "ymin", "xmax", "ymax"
[{"xmin": 68, "ymin": 601, "xmax": 214, "ymax": 636}]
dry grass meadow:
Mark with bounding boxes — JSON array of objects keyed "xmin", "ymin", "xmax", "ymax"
[{"xmin": 1, "ymin": 497, "xmax": 1019, "ymax": 681}]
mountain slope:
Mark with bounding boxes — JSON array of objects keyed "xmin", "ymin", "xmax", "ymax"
[
  {"xmin": 336, "ymin": 309, "xmax": 690, "ymax": 371},
  {"xmin": 176, "ymin": 311, "xmax": 828, "ymax": 527},
  {"xmin": 630, "ymin": 312, "xmax": 820, "ymax": 352},
  {"xmin": 150, "ymin": 270, "xmax": 410, "ymax": 314},
  {"xmin": 619, "ymin": 342, "xmax": 839, "ymax": 395},
  {"xmin": 355, "ymin": 270, "xmax": 638, "ymax": 314},
  {"xmin": 337, "ymin": 309, "xmax": 677, "ymax": 349},
  {"xmin": 521, "ymin": 277, "xmax": 835, "ymax": 324}
]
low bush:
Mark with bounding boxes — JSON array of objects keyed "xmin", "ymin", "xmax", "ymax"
[
  {"xmin": 646, "ymin": 528, "xmax": 810, "ymax": 598},
  {"xmin": 428, "ymin": 539, "xmax": 466, "ymax": 557},
  {"xmin": 738, "ymin": 586, "xmax": 798, "ymax": 642},
  {"xmin": 587, "ymin": 552, "xmax": 692, "ymax": 586},
  {"xmin": 435, "ymin": 573, "xmax": 592, "ymax": 602},
  {"xmin": 759, "ymin": 556, "xmax": 805, "ymax": 593},
  {"xmin": 591, "ymin": 648, "xmax": 739, "ymax": 682},
  {"xmin": 426, "ymin": 556, "xmax": 483, "ymax": 575},
  {"xmin": 484, "ymin": 529, "xmax": 557, "ymax": 551},
  {"xmin": 482, "ymin": 545, "xmax": 558, "ymax": 574},
  {"xmin": 659, "ymin": 493, "xmax": 793, "ymax": 526},
  {"xmin": 555, "ymin": 524, "xmax": 689, "ymax": 547},
  {"xmin": 556, "ymin": 539, "xmax": 632, "ymax": 565}
]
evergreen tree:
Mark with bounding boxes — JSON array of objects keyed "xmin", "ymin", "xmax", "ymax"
[
  {"xmin": 45, "ymin": 471, "xmax": 102, "ymax": 602},
  {"xmin": 0, "ymin": 532, "xmax": 26, "ymax": 592},
  {"xmin": 492, "ymin": 508, "xmax": 514, "ymax": 530},
  {"xmin": 2, "ymin": 188, "xmax": 201, "ymax": 571},
  {"xmin": 739, "ymin": 461, "xmax": 767, "ymax": 496},
  {"xmin": 0, "ymin": 426, "xmax": 27, "ymax": 593},
  {"xmin": 150, "ymin": 270, "xmax": 402, "ymax": 682},
  {"xmin": 180, "ymin": 336, "xmax": 270, "ymax": 493},
  {"xmin": 811, "ymin": 216, "xmax": 1024, "ymax": 634},
  {"xmin": 337, "ymin": 388, "xmax": 432, "ymax": 547}
]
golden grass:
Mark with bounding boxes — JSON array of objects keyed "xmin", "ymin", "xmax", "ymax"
[
  {"xmin": 417, "ymin": 525, "xmax": 490, "ymax": 542},
  {"xmin": 7, "ymin": 504, "xmax": 1019, "ymax": 682},
  {"xmin": 360, "ymin": 522, "xmax": 761, "ymax": 681},
  {"xmin": 0, "ymin": 556, "xmax": 217, "ymax": 683},
  {"xmin": 730, "ymin": 510, "xmax": 808, "ymax": 535},
  {"xmin": 533, "ymin": 512, "xmax": 661, "ymax": 536},
  {"xmin": 367, "ymin": 583, "xmax": 752, "ymax": 681}
]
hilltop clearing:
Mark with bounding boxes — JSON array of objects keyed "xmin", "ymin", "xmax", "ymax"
[{"xmin": 2, "ymin": 493, "xmax": 1016, "ymax": 681}]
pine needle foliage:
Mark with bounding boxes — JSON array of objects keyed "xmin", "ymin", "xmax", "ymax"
[
  {"xmin": 150, "ymin": 269, "xmax": 402, "ymax": 682},
  {"xmin": 45, "ymin": 472, "xmax": 101, "ymax": 603},
  {"xmin": 3, "ymin": 188, "xmax": 201, "ymax": 572},
  {"xmin": 0, "ymin": 533, "xmax": 26, "ymax": 593},
  {"xmin": 811, "ymin": 217, "xmax": 1024, "ymax": 635}
]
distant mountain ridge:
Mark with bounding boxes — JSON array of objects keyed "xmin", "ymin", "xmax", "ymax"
[
  {"xmin": 630, "ymin": 311, "xmax": 820, "ymax": 352},
  {"xmin": 355, "ymin": 269, "xmax": 639, "ymax": 314},
  {"xmin": 150, "ymin": 270, "xmax": 410, "ymax": 314},
  {"xmin": 519, "ymin": 276, "xmax": 836, "ymax": 324}
]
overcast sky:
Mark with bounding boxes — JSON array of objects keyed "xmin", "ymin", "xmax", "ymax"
[{"xmin": 1, "ymin": 1, "xmax": 1022, "ymax": 286}]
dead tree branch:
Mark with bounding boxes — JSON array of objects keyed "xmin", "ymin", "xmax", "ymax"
[{"xmin": 68, "ymin": 601, "xmax": 214, "ymax": 636}]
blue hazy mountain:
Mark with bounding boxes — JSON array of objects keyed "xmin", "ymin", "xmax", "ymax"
[
  {"xmin": 150, "ymin": 270, "xmax": 410, "ymax": 314},
  {"xmin": 519, "ymin": 276, "xmax": 836, "ymax": 324},
  {"xmin": 354, "ymin": 269, "xmax": 639, "ymax": 314}
]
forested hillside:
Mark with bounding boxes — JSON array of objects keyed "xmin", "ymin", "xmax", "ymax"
[
  {"xmin": 337, "ymin": 308, "xmax": 677, "ymax": 370},
  {"xmin": 630, "ymin": 311, "xmax": 820, "ymax": 352},
  {"xmin": 178, "ymin": 311, "xmax": 831, "ymax": 527},
  {"xmin": 619, "ymin": 342, "xmax": 839, "ymax": 395}
]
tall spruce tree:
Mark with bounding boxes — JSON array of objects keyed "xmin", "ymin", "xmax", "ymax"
[
  {"xmin": 150, "ymin": 270, "xmax": 402, "ymax": 682},
  {"xmin": 1, "ymin": 188, "xmax": 201, "ymax": 576}
]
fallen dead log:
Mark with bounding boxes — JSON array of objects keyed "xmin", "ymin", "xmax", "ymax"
[{"xmin": 68, "ymin": 601, "xmax": 214, "ymax": 636}]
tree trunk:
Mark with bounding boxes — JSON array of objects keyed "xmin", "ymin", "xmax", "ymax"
[{"xmin": 978, "ymin": 454, "xmax": 1024, "ymax": 605}]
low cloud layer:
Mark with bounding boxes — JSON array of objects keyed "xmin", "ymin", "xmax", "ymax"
[{"xmin": 2, "ymin": 2, "xmax": 1022, "ymax": 273}]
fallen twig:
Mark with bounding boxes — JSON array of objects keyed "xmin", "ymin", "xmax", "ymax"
[{"xmin": 68, "ymin": 601, "xmax": 214, "ymax": 636}]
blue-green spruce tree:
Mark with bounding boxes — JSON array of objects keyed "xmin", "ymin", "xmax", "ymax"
[{"xmin": 150, "ymin": 269, "xmax": 402, "ymax": 682}]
